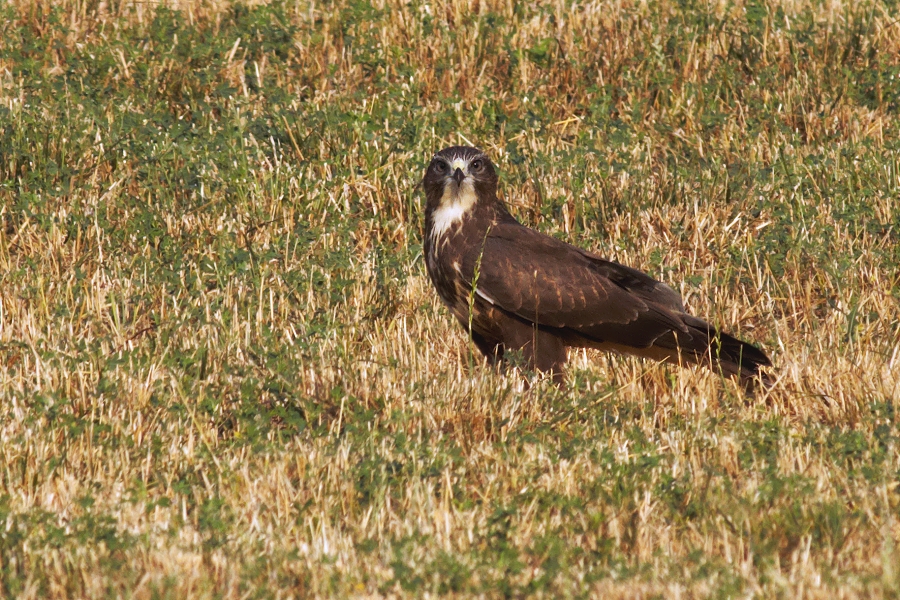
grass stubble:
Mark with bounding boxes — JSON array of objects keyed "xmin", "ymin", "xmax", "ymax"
[{"xmin": 0, "ymin": 0, "xmax": 899, "ymax": 596}]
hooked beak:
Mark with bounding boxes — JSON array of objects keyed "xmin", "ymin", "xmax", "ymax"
[{"xmin": 452, "ymin": 167, "xmax": 466, "ymax": 185}]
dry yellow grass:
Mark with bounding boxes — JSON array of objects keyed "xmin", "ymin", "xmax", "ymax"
[{"xmin": 0, "ymin": 0, "xmax": 898, "ymax": 597}]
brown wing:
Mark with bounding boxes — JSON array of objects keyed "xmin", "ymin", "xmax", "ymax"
[{"xmin": 467, "ymin": 222, "xmax": 690, "ymax": 348}]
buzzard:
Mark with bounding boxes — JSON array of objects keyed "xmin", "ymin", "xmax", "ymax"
[{"xmin": 422, "ymin": 145, "xmax": 771, "ymax": 386}]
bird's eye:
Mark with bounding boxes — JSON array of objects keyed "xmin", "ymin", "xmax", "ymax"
[
  {"xmin": 434, "ymin": 162, "xmax": 447, "ymax": 173},
  {"xmin": 471, "ymin": 160, "xmax": 483, "ymax": 171}
]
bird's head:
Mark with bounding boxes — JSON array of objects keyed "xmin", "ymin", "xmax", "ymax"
[{"xmin": 422, "ymin": 147, "xmax": 499, "ymax": 231}]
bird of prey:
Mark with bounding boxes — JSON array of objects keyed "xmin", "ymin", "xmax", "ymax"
[{"xmin": 422, "ymin": 145, "xmax": 771, "ymax": 386}]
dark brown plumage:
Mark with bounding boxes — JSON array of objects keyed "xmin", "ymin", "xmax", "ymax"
[{"xmin": 422, "ymin": 145, "xmax": 772, "ymax": 386}]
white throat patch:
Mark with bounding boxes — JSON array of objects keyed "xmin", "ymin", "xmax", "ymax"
[{"xmin": 431, "ymin": 178, "xmax": 477, "ymax": 241}]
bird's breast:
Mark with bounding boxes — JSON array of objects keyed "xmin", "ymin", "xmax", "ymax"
[
  {"xmin": 425, "ymin": 242, "xmax": 464, "ymax": 308},
  {"xmin": 424, "ymin": 206, "xmax": 501, "ymax": 322},
  {"xmin": 424, "ymin": 227, "xmax": 475, "ymax": 308}
]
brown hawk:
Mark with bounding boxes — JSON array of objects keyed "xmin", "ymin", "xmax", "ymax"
[{"xmin": 422, "ymin": 145, "xmax": 771, "ymax": 386}]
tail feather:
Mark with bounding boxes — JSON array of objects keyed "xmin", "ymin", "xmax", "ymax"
[
  {"xmin": 653, "ymin": 316, "xmax": 772, "ymax": 385},
  {"xmin": 705, "ymin": 329, "xmax": 772, "ymax": 384},
  {"xmin": 568, "ymin": 310, "xmax": 773, "ymax": 387}
]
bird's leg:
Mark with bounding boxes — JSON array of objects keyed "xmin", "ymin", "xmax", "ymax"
[
  {"xmin": 523, "ymin": 329, "xmax": 568, "ymax": 387},
  {"xmin": 470, "ymin": 331, "xmax": 504, "ymax": 365}
]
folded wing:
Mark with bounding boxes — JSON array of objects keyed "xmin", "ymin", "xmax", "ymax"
[
  {"xmin": 468, "ymin": 222, "xmax": 770, "ymax": 379},
  {"xmin": 469, "ymin": 223, "xmax": 686, "ymax": 346}
]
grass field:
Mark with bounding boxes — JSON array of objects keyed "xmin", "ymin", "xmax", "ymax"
[{"xmin": 1, "ymin": 0, "xmax": 899, "ymax": 596}]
